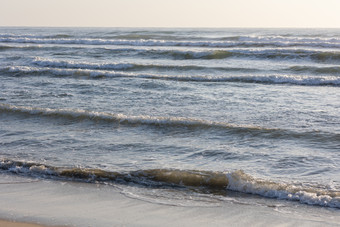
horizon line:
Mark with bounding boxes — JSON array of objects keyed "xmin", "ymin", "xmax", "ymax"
[{"xmin": 1, "ymin": 25, "xmax": 340, "ymax": 29}]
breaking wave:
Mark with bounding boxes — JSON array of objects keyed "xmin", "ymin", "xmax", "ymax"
[
  {"xmin": 31, "ymin": 57, "xmax": 259, "ymax": 72},
  {"xmin": 0, "ymin": 33, "xmax": 74, "ymax": 39},
  {"xmin": 2, "ymin": 66, "xmax": 340, "ymax": 86},
  {"xmin": 1, "ymin": 103, "xmax": 339, "ymax": 144},
  {"xmin": 2, "ymin": 42, "xmax": 340, "ymax": 63},
  {"xmin": 1, "ymin": 35, "xmax": 340, "ymax": 48},
  {"xmin": 0, "ymin": 103, "xmax": 272, "ymax": 132},
  {"xmin": 31, "ymin": 57, "xmax": 340, "ymax": 75},
  {"xmin": 288, "ymin": 65, "xmax": 340, "ymax": 75},
  {"xmin": 1, "ymin": 159, "xmax": 339, "ymax": 208},
  {"xmin": 32, "ymin": 58, "xmax": 136, "ymax": 70}
]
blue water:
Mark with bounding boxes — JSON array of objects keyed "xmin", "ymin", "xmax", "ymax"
[{"xmin": 0, "ymin": 27, "xmax": 339, "ymax": 208}]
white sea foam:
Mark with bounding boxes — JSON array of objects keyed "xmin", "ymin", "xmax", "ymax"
[
  {"xmin": 32, "ymin": 57, "xmax": 135, "ymax": 70},
  {"xmin": 226, "ymin": 170, "xmax": 340, "ymax": 208}
]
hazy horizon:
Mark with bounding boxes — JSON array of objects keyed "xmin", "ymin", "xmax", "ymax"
[
  {"xmin": 1, "ymin": 0, "xmax": 340, "ymax": 28},
  {"xmin": 1, "ymin": 26, "xmax": 340, "ymax": 29}
]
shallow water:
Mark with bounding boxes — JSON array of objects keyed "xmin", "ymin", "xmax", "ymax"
[{"xmin": 0, "ymin": 27, "xmax": 339, "ymax": 209}]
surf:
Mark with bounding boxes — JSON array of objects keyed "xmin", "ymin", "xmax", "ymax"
[{"xmin": 1, "ymin": 159, "xmax": 339, "ymax": 208}]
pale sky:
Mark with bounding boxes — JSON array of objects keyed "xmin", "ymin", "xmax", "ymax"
[{"xmin": 1, "ymin": 0, "xmax": 340, "ymax": 28}]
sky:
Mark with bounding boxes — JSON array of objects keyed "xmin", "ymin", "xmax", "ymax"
[{"xmin": 1, "ymin": 0, "xmax": 340, "ymax": 28}]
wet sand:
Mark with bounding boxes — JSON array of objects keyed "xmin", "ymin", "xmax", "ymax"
[
  {"xmin": 0, "ymin": 173, "xmax": 339, "ymax": 227},
  {"xmin": 0, "ymin": 220, "xmax": 46, "ymax": 227}
]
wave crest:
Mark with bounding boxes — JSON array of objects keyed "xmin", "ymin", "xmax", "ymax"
[
  {"xmin": 31, "ymin": 57, "xmax": 259, "ymax": 72},
  {"xmin": 2, "ymin": 66, "xmax": 340, "ymax": 86},
  {"xmin": 1, "ymin": 103, "xmax": 339, "ymax": 144},
  {"xmin": 1, "ymin": 36, "xmax": 340, "ymax": 48},
  {"xmin": 0, "ymin": 103, "xmax": 267, "ymax": 132}
]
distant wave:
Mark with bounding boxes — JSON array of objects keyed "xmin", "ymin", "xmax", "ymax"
[
  {"xmin": 2, "ymin": 42, "xmax": 340, "ymax": 62},
  {"xmin": 0, "ymin": 103, "xmax": 271, "ymax": 132},
  {"xmin": 3, "ymin": 66, "xmax": 340, "ymax": 86},
  {"xmin": 1, "ymin": 159, "xmax": 339, "ymax": 208},
  {"xmin": 0, "ymin": 45, "xmax": 15, "ymax": 51},
  {"xmin": 1, "ymin": 36, "xmax": 340, "ymax": 48},
  {"xmin": 138, "ymin": 48, "xmax": 340, "ymax": 61},
  {"xmin": 0, "ymin": 38, "xmax": 340, "ymax": 63},
  {"xmin": 237, "ymin": 35, "xmax": 340, "ymax": 45},
  {"xmin": 31, "ymin": 58, "xmax": 260, "ymax": 72},
  {"xmin": 32, "ymin": 57, "xmax": 340, "ymax": 75},
  {"xmin": 2, "ymin": 33, "xmax": 339, "ymax": 43},
  {"xmin": 0, "ymin": 44, "xmax": 89, "ymax": 55},
  {"xmin": 32, "ymin": 58, "xmax": 136, "ymax": 70},
  {"xmin": 288, "ymin": 65, "xmax": 340, "ymax": 75},
  {"xmin": 138, "ymin": 48, "xmax": 340, "ymax": 62},
  {"xmin": 0, "ymin": 33, "xmax": 73, "ymax": 39},
  {"xmin": 1, "ymin": 103, "xmax": 339, "ymax": 144}
]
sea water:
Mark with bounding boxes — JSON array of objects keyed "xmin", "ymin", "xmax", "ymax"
[{"xmin": 0, "ymin": 28, "xmax": 340, "ymax": 213}]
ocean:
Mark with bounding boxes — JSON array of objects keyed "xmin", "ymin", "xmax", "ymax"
[{"xmin": 0, "ymin": 27, "xmax": 339, "ymax": 225}]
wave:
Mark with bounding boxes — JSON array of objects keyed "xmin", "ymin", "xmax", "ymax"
[
  {"xmin": 162, "ymin": 49, "xmax": 235, "ymax": 60},
  {"xmin": 57, "ymin": 48, "xmax": 340, "ymax": 62},
  {"xmin": 32, "ymin": 57, "xmax": 340, "ymax": 75},
  {"xmin": 2, "ymin": 40, "xmax": 340, "ymax": 62},
  {"xmin": 0, "ymin": 44, "xmax": 83, "ymax": 53},
  {"xmin": 2, "ymin": 33, "xmax": 340, "ymax": 42},
  {"xmin": 0, "ymin": 33, "xmax": 74, "ymax": 39},
  {"xmin": 0, "ymin": 44, "xmax": 236, "ymax": 60},
  {"xmin": 31, "ymin": 58, "xmax": 259, "ymax": 73},
  {"xmin": 0, "ymin": 45, "xmax": 15, "ymax": 51},
  {"xmin": 128, "ymin": 47, "xmax": 340, "ymax": 63},
  {"xmin": 3, "ymin": 66, "xmax": 340, "ymax": 86},
  {"xmin": 288, "ymin": 66, "xmax": 340, "ymax": 75},
  {"xmin": 0, "ymin": 103, "xmax": 272, "ymax": 132},
  {"xmin": 237, "ymin": 35, "xmax": 340, "ymax": 45},
  {"xmin": 1, "ymin": 36, "xmax": 340, "ymax": 48},
  {"xmin": 311, "ymin": 51, "xmax": 340, "ymax": 62},
  {"xmin": 1, "ymin": 103, "xmax": 339, "ymax": 144},
  {"xmin": 103, "ymin": 33, "xmax": 196, "ymax": 41},
  {"xmin": 1, "ymin": 159, "xmax": 339, "ymax": 208},
  {"xmin": 32, "ymin": 58, "xmax": 136, "ymax": 70}
]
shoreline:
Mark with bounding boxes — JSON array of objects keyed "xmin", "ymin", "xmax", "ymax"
[
  {"xmin": 0, "ymin": 219, "xmax": 48, "ymax": 227},
  {"xmin": 0, "ymin": 174, "xmax": 339, "ymax": 226}
]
